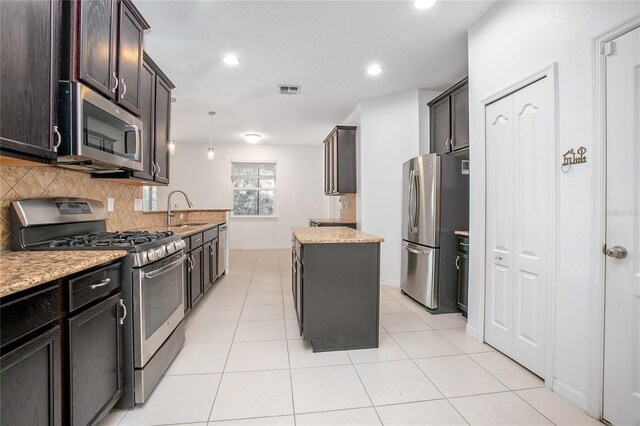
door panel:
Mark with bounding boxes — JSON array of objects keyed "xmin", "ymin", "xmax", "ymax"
[
  {"xmin": 154, "ymin": 77, "xmax": 171, "ymax": 184},
  {"xmin": 431, "ymin": 97, "xmax": 451, "ymax": 154},
  {"xmin": 512, "ymin": 78, "xmax": 549, "ymax": 377},
  {"xmin": 485, "ymin": 76, "xmax": 550, "ymax": 378},
  {"xmin": 485, "ymin": 95, "xmax": 514, "ymax": 351},
  {"xmin": 603, "ymin": 25, "xmax": 640, "ymax": 426},
  {"xmin": 400, "ymin": 241, "xmax": 439, "ymax": 309},
  {"xmin": 79, "ymin": 0, "xmax": 117, "ymax": 98},
  {"xmin": 117, "ymin": 1, "xmax": 143, "ymax": 115}
]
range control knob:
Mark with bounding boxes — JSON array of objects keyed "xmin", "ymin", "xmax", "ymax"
[
  {"xmin": 147, "ymin": 250, "xmax": 158, "ymax": 262},
  {"xmin": 166, "ymin": 243, "xmax": 176, "ymax": 253}
]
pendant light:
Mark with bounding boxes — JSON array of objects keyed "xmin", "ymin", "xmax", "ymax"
[{"xmin": 207, "ymin": 111, "xmax": 216, "ymax": 161}]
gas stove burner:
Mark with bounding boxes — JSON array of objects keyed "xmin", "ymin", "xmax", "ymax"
[{"xmin": 43, "ymin": 230, "xmax": 176, "ymax": 249}]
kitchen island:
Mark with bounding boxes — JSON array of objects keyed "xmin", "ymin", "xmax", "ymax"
[{"xmin": 291, "ymin": 227, "xmax": 384, "ymax": 352}]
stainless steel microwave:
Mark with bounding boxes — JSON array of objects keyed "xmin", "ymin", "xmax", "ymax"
[{"xmin": 56, "ymin": 81, "xmax": 143, "ymax": 172}]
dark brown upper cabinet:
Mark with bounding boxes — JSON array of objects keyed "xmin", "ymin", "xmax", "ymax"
[
  {"xmin": 78, "ymin": 0, "xmax": 117, "ymax": 99},
  {"xmin": 323, "ymin": 126, "xmax": 357, "ymax": 195},
  {"xmin": 78, "ymin": 0, "xmax": 149, "ymax": 116},
  {"xmin": 154, "ymin": 76, "xmax": 172, "ymax": 184},
  {"xmin": 132, "ymin": 53, "xmax": 175, "ymax": 184},
  {"xmin": 428, "ymin": 78, "xmax": 469, "ymax": 154},
  {"xmin": 0, "ymin": 0, "xmax": 61, "ymax": 163}
]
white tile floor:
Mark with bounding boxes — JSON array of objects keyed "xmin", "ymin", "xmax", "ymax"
[{"xmin": 102, "ymin": 249, "xmax": 601, "ymax": 426}]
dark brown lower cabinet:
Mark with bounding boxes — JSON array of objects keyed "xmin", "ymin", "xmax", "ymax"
[
  {"xmin": 1, "ymin": 326, "xmax": 62, "ymax": 426},
  {"xmin": 293, "ymin": 236, "xmax": 380, "ymax": 352},
  {"xmin": 68, "ymin": 292, "xmax": 123, "ymax": 425},
  {"xmin": 203, "ymin": 239, "xmax": 218, "ymax": 293},
  {"xmin": 456, "ymin": 236, "xmax": 469, "ymax": 315},
  {"xmin": 189, "ymin": 246, "xmax": 204, "ymax": 307}
]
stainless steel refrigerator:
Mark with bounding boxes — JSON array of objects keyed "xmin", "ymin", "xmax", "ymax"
[{"xmin": 401, "ymin": 153, "xmax": 469, "ymax": 313}]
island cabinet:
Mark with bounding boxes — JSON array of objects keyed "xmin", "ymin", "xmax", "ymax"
[{"xmin": 291, "ymin": 227, "xmax": 383, "ymax": 352}]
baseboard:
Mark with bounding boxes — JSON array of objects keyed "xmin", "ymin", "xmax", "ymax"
[
  {"xmin": 465, "ymin": 323, "xmax": 480, "ymax": 341},
  {"xmin": 553, "ymin": 379, "xmax": 588, "ymax": 411},
  {"xmin": 380, "ymin": 279, "xmax": 400, "ymax": 288}
]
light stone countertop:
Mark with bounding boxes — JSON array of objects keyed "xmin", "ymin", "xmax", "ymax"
[
  {"xmin": 139, "ymin": 221, "xmax": 227, "ymax": 238},
  {"xmin": 292, "ymin": 227, "xmax": 384, "ymax": 244},
  {"xmin": 308, "ymin": 218, "xmax": 357, "ymax": 225},
  {"xmin": 454, "ymin": 230, "xmax": 470, "ymax": 237},
  {"xmin": 0, "ymin": 250, "xmax": 128, "ymax": 298}
]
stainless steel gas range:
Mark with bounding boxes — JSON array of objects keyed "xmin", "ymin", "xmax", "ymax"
[{"xmin": 10, "ymin": 197, "xmax": 187, "ymax": 406}]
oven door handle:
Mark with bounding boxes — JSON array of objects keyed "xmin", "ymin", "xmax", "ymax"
[{"xmin": 144, "ymin": 254, "xmax": 186, "ymax": 279}]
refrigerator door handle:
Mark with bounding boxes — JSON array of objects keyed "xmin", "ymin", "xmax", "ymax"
[
  {"xmin": 404, "ymin": 245, "xmax": 428, "ymax": 255},
  {"xmin": 408, "ymin": 170, "xmax": 416, "ymax": 234},
  {"xmin": 412, "ymin": 171, "xmax": 420, "ymax": 232}
]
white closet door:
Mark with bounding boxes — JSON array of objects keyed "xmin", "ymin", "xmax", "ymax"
[
  {"xmin": 485, "ymin": 95, "xmax": 515, "ymax": 354},
  {"xmin": 603, "ymin": 25, "xmax": 640, "ymax": 426},
  {"xmin": 511, "ymin": 79, "xmax": 550, "ymax": 377},
  {"xmin": 485, "ymin": 76, "xmax": 550, "ymax": 378}
]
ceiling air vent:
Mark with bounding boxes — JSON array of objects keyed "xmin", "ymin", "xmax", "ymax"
[{"xmin": 279, "ymin": 85, "xmax": 301, "ymax": 95}]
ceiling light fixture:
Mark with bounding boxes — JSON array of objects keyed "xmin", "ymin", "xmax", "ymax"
[
  {"xmin": 223, "ymin": 54, "xmax": 240, "ymax": 65},
  {"xmin": 207, "ymin": 111, "xmax": 216, "ymax": 161},
  {"xmin": 245, "ymin": 134, "xmax": 261, "ymax": 144},
  {"xmin": 414, "ymin": 0, "xmax": 436, "ymax": 10},
  {"xmin": 367, "ymin": 64, "xmax": 383, "ymax": 76}
]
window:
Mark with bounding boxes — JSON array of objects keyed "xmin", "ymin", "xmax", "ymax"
[
  {"xmin": 142, "ymin": 186, "xmax": 158, "ymax": 211},
  {"xmin": 231, "ymin": 162, "xmax": 276, "ymax": 216}
]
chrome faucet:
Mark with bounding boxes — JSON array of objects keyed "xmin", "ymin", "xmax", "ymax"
[{"xmin": 167, "ymin": 190, "xmax": 194, "ymax": 226}]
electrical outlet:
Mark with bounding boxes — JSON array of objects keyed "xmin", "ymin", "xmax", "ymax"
[
  {"xmin": 107, "ymin": 197, "xmax": 114, "ymax": 212},
  {"xmin": 134, "ymin": 199, "xmax": 143, "ymax": 211},
  {"xmin": 179, "ymin": 213, "xmax": 184, "ymax": 219}
]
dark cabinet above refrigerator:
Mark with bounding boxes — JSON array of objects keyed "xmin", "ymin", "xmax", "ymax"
[
  {"xmin": 428, "ymin": 78, "xmax": 469, "ymax": 154},
  {"xmin": 323, "ymin": 126, "xmax": 357, "ymax": 195}
]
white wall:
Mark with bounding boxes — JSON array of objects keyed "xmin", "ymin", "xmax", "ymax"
[
  {"xmin": 158, "ymin": 143, "xmax": 324, "ymax": 249},
  {"xmin": 467, "ymin": 0, "xmax": 640, "ymax": 412},
  {"xmin": 418, "ymin": 90, "xmax": 442, "ymax": 154},
  {"xmin": 344, "ymin": 90, "xmax": 421, "ymax": 286}
]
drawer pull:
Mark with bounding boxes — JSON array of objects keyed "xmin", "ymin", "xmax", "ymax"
[
  {"xmin": 460, "ymin": 243, "xmax": 469, "ymax": 247},
  {"xmin": 118, "ymin": 299, "xmax": 127, "ymax": 326},
  {"xmin": 90, "ymin": 278, "xmax": 111, "ymax": 289}
]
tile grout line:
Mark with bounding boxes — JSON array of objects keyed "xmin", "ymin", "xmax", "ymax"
[
  {"xmin": 206, "ymin": 252, "xmax": 256, "ymax": 423},
  {"xmin": 346, "ymin": 351, "xmax": 385, "ymax": 425},
  {"xmin": 279, "ymin": 252, "xmax": 298, "ymax": 426}
]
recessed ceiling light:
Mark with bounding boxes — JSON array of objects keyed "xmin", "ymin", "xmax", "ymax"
[
  {"xmin": 245, "ymin": 134, "xmax": 261, "ymax": 144},
  {"xmin": 223, "ymin": 54, "xmax": 240, "ymax": 65},
  {"xmin": 414, "ymin": 0, "xmax": 436, "ymax": 10},
  {"xmin": 367, "ymin": 64, "xmax": 383, "ymax": 76}
]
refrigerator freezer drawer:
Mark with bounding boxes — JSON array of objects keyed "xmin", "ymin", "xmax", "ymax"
[{"xmin": 400, "ymin": 241, "xmax": 439, "ymax": 309}]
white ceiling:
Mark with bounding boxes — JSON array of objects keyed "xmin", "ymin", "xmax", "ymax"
[{"xmin": 136, "ymin": 1, "xmax": 495, "ymax": 146}]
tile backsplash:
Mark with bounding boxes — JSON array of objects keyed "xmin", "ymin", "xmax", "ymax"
[{"xmin": 0, "ymin": 165, "xmax": 150, "ymax": 250}]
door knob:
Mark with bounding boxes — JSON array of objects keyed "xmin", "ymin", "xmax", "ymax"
[
  {"xmin": 604, "ymin": 245, "xmax": 627, "ymax": 259},
  {"xmin": 495, "ymin": 256, "xmax": 503, "ymax": 262}
]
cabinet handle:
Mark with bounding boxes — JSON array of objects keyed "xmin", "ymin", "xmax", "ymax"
[
  {"xmin": 445, "ymin": 138, "xmax": 450, "ymax": 150},
  {"xmin": 156, "ymin": 162, "xmax": 161, "ymax": 176},
  {"xmin": 111, "ymin": 73, "xmax": 118, "ymax": 93},
  {"xmin": 188, "ymin": 255, "xmax": 194, "ymax": 271},
  {"xmin": 456, "ymin": 256, "xmax": 460, "ymax": 270},
  {"xmin": 90, "ymin": 278, "xmax": 111, "ymax": 289},
  {"xmin": 52, "ymin": 125, "xmax": 61, "ymax": 152},
  {"xmin": 451, "ymin": 137, "xmax": 455, "ymax": 147},
  {"xmin": 118, "ymin": 298, "xmax": 127, "ymax": 326},
  {"xmin": 120, "ymin": 78, "xmax": 127, "ymax": 98},
  {"xmin": 460, "ymin": 242, "xmax": 469, "ymax": 247},
  {"xmin": 151, "ymin": 162, "xmax": 157, "ymax": 176}
]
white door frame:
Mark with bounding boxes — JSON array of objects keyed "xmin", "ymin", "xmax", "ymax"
[
  {"xmin": 588, "ymin": 15, "xmax": 640, "ymax": 420},
  {"xmin": 474, "ymin": 63, "xmax": 559, "ymax": 388}
]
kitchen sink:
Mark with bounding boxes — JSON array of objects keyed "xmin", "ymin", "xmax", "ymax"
[{"xmin": 173, "ymin": 222, "xmax": 209, "ymax": 228}]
